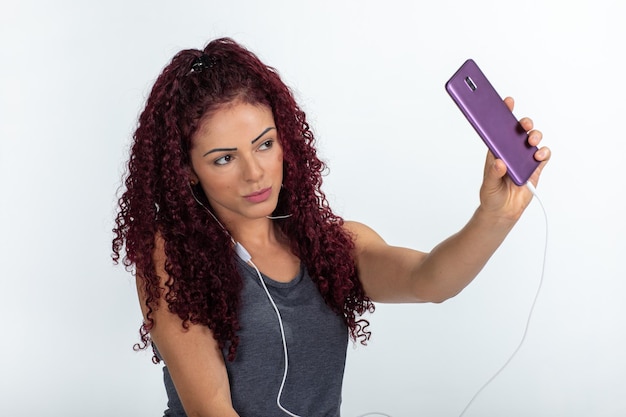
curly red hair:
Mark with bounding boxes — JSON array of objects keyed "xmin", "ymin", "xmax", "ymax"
[{"xmin": 112, "ymin": 38, "xmax": 374, "ymax": 362}]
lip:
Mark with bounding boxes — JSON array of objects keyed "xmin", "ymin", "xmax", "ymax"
[{"xmin": 243, "ymin": 187, "xmax": 272, "ymax": 204}]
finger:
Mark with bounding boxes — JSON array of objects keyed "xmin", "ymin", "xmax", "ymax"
[
  {"xmin": 534, "ymin": 146, "xmax": 551, "ymax": 162},
  {"xmin": 483, "ymin": 150, "xmax": 507, "ymax": 181},
  {"xmin": 528, "ymin": 146, "xmax": 551, "ymax": 186},
  {"xmin": 527, "ymin": 129, "xmax": 543, "ymax": 146},
  {"xmin": 493, "ymin": 158, "xmax": 508, "ymax": 179},
  {"xmin": 519, "ymin": 117, "xmax": 534, "ymax": 132},
  {"xmin": 504, "ymin": 96, "xmax": 515, "ymax": 111}
]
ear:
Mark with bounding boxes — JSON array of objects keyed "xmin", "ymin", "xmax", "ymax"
[{"xmin": 188, "ymin": 168, "xmax": 199, "ymax": 185}]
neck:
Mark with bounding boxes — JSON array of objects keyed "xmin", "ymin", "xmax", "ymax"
[{"xmin": 225, "ymin": 216, "xmax": 280, "ymax": 249}]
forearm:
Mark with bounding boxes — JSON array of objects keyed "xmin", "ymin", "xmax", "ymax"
[{"xmin": 414, "ymin": 206, "xmax": 517, "ymax": 302}]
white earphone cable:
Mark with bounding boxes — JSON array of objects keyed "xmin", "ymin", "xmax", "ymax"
[
  {"xmin": 193, "ymin": 181, "xmax": 547, "ymax": 417},
  {"xmin": 247, "ymin": 256, "xmax": 301, "ymax": 417},
  {"xmin": 458, "ymin": 182, "xmax": 548, "ymax": 416}
]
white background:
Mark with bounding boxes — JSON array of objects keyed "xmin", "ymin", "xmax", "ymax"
[{"xmin": 1, "ymin": 1, "xmax": 625, "ymax": 416}]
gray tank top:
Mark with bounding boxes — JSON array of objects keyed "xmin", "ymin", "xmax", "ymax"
[{"xmin": 160, "ymin": 257, "xmax": 349, "ymax": 416}]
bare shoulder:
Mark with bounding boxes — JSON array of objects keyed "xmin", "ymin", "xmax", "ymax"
[
  {"xmin": 135, "ymin": 231, "xmax": 168, "ymax": 317},
  {"xmin": 343, "ymin": 220, "xmax": 387, "ymax": 252},
  {"xmin": 135, "ymin": 232, "xmax": 236, "ymax": 414},
  {"xmin": 343, "ymin": 220, "xmax": 382, "ymax": 238}
]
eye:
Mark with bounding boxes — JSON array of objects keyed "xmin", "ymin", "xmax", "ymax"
[
  {"xmin": 214, "ymin": 154, "xmax": 234, "ymax": 166},
  {"xmin": 258, "ymin": 139, "xmax": 274, "ymax": 151}
]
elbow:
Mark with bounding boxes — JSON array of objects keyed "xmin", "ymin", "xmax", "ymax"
[
  {"xmin": 410, "ymin": 269, "xmax": 472, "ymax": 304},
  {"xmin": 414, "ymin": 286, "xmax": 464, "ymax": 304},
  {"xmin": 428, "ymin": 292, "xmax": 458, "ymax": 304}
]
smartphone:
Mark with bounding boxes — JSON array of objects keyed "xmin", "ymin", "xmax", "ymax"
[{"xmin": 445, "ymin": 59, "xmax": 540, "ymax": 186}]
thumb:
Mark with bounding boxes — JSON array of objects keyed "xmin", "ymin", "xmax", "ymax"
[
  {"xmin": 492, "ymin": 158, "xmax": 508, "ymax": 179},
  {"xmin": 483, "ymin": 151, "xmax": 508, "ymax": 183},
  {"xmin": 480, "ymin": 156, "xmax": 509, "ymax": 208},
  {"xmin": 483, "ymin": 156, "xmax": 508, "ymax": 193}
]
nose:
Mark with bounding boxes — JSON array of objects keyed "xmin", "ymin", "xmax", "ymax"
[{"xmin": 242, "ymin": 154, "xmax": 263, "ymax": 182}]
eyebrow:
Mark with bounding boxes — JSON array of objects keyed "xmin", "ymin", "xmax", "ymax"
[
  {"xmin": 203, "ymin": 147, "xmax": 237, "ymax": 157},
  {"xmin": 203, "ymin": 126, "xmax": 276, "ymax": 157},
  {"xmin": 250, "ymin": 127, "xmax": 276, "ymax": 144}
]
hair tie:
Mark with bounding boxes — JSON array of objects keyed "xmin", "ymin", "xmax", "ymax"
[{"xmin": 189, "ymin": 54, "xmax": 217, "ymax": 74}]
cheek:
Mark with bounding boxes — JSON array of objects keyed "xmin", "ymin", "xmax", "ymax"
[
  {"xmin": 274, "ymin": 153, "xmax": 285, "ymax": 176},
  {"xmin": 200, "ymin": 176, "xmax": 232, "ymax": 198}
]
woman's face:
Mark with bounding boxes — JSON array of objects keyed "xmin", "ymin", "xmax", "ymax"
[{"xmin": 189, "ymin": 101, "xmax": 284, "ymax": 225}]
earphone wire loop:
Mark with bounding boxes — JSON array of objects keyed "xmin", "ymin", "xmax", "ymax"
[{"xmin": 458, "ymin": 184, "xmax": 548, "ymax": 417}]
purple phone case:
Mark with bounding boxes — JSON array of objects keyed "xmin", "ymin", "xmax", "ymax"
[{"xmin": 445, "ymin": 59, "xmax": 539, "ymax": 186}]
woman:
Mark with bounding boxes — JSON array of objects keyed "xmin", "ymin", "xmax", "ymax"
[{"xmin": 112, "ymin": 38, "xmax": 550, "ymax": 417}]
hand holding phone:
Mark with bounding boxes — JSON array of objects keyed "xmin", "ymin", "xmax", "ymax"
[{"xmin": 445, "ymin": 59, "xmax": 540, "ymax": 186}]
